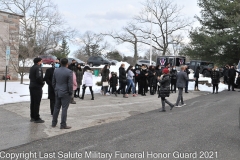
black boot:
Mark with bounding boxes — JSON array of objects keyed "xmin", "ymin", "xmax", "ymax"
[
  {"xmin": 91, "ymin": 91, "xmax": 94, "ymax": 100},
  {"xmin": 77, "ymin": 88, "xmax": 80, "ymax": 97},
  {"xmin": 165, "ymin": 99, "xmax": 174, "ymax": 110},
  {"xmin": 74, "ymin": 90, "xmax": 77, "ymax": 98},
  {"xmin": 160, "ymin": 99, "xmax": 166, "ymax": 112}
]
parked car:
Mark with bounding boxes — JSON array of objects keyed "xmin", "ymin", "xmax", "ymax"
[
  {"xmin": 137, "ymin": 59, "xmax": 156, "ymax": 66},
  {"xmin": 188, "ymin": 60, "xmax": 214, "ymax": 77},
  {"xmin": 87, "ymin": 56, "xmax": 111, "ymax": 67},
  {"xmin": 38, "ymin": 55, "xmax": 57, "ymax": 64},
  {"xmin": 109, "ymin": 59, "xmax": 119, "ymax": 65},
  {"xmin": 68, "ymin": 57, "xmax": 85, "ymax": 66}
]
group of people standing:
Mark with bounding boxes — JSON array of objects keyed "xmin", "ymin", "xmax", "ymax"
[
  {"xmin": 29, "ymin": 56, "xmax": 240, "ymax": 128},
  {"xmin": 99, "ymin": 63, "xmax": 190, "ymax": 98},
  {"xmin": 29, "ymin": 58, "xmax": 95, "ymax": 129}
]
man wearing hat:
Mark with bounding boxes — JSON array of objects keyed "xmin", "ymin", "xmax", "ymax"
[{"xmin": 29, "ymin": 57, "xmax": 45, "ymax": 123}]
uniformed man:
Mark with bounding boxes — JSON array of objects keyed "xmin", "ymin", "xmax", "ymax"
[{"xmin": 29, "ymin": 57, "xmax": 45, "ymax": 123}]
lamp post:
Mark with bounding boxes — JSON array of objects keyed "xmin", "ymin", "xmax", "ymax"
[{"xmin": 149, "ymin": 0, "xmax": 154, "ymax": 66}]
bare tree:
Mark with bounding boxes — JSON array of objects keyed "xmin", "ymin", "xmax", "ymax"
[
  {"xmin": 0, "ymin": 0, "xmax": 76, "ymax": 58},
  {"xmin": 102, "ymin": 23, "xmax": 140, "ymax": 64},
  {"xmin": 74, "ymin": 31, "xmax": 109, "ymax": 58},
  {"xmin": 135, "ymin": 0, "xmax": 192, "ymax": 55}
]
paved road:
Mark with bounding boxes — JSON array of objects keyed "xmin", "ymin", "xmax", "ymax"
[
  {"xmin": 1, "ymin": 90, "xmax": 240, "ymax": 160},
  {"xmin": 0, "ymin": 90, "xmax": 203, "ymax": 151}
]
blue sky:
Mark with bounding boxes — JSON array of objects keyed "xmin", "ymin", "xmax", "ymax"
[{"xmin": 52, "ymin": 0, "xmax": 201, "ymax": 57}]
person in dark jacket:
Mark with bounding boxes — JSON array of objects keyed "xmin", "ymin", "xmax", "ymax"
[
  {"xmin": 194, "ymin": 66, "xmax": 200, "ymax": 91},
  {"xmin": 175, "ymin": 65, "xmax": 189, "ymax": 107},
  {"xmin": 223, "ymin": 65, "xmax": 229, "ymax": 84},
  {"xmin": 101, "ymin": 65, "xmax": 110, "ymax": 96},
  {"xmin": 134, "ymin": 64, "xmax": 141, "ymax": 94},
  {"xmin": 29, "ymin": 57, "xmax": 45, "ymax": 123},
  {"xmin": 68, "ymin": 59, "xmax": 77, "ymax": 72},
  {"xmin": 115, "ymin": 63, "xmax": 128, "ymax": 98},
  {"xmin": 158, "ymin": 68, "xmax": 174, "ymax": 112},
  {"xmin": 109, "ymin": 72, "xmax": 118, "ymax": 94},
  {"xmin": 148, "ymin": 66, "xmax": 157, "ymax": 95},
  {"xmin": 75, "ymin": 64, "xmax": 83, "ymax": 98},
  {"xmin": 184, "ymin": 65, "xmax": 190, "ymax": 93},
  {"xmin": 44, "ymin": 59, "xmax": 60, "ymax": 115},
  {"xmin": 139, "ymin": 64, "xmax": 148, "ymax": 96},
  {"xmin": 170, "ymin": 66, "xmax": 177, "ymax": 93},
  {"xmin": 228, "ymin": 65, "xmax": 236, "ymax": 91},
  {"xmin": 211, "ymin": 67, "xmax": 220, "ymax": 94}
]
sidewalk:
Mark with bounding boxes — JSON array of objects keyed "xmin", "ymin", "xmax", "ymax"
[{"xmin": 0, "ymin": 91, "xmax": 208, "ymax": 150}]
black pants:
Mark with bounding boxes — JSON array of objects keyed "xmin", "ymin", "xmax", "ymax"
[
  {"xmin": 224, "ymin": 76, "xmax": 228, "ymax": 84},
  {"xmin": 212, "ymin": 84, "xmax": 219, "ymax": 93},
  {"xmin": 75, "ymin": 87, "xmax": 80, "ymax": 97},
  {"xmin": 82, "ymin": 86, "xmax": 93, "ymax": 98},
  {"xmin": 50, "ymin": 98, "xmax": 55, "ymax": 115},
  {"xmin": 161, "ymin": 97, "xmax": 174, "ymax": 111},
  {"xmin": 228, "ymin": 78, "xmax": 235, "ymax": 91},
  {"xmin": 139, "ymin": 80, "xmax": 147, "ymax": 95},
  {"xmin": 117, "ymin": 82, "xmax": 126, "ymax": 94},
  {"xmin": 195, "ymin": 78, "xmax": 199, "ymax": 88},
  {"xmin": 111, "ymin": 86, "xmax": 116, "ymax": 93},
  {"xmin": 29, "ymin": 87, "xmax": 42, "ymax": 120},
  {"xmin": 185, "ymin": 80, "xmax": 189, "ymax": 92},
  {"xmin": 171, "ymin": 79, "xmax": 177, "ymax": 92}
]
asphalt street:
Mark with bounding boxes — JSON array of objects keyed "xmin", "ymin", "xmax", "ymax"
[{"xmin": 1, "ymin": 90, "xmax": 240, "ymax": 160}]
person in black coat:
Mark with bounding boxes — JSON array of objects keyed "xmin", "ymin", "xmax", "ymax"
[
  {"xmin": 194, "ymin": 66, "xmax": 200, "ymax": 91},
  {"xmin": 170, "ymin": 66, "xmax": 177, "ymax": 93},
  {"xmin": 68, "ymin": 59, "xmax": 77, "ymax": 72},
  {"xmin": 148, "ymin": 66, "xmax": 157, "ymax": 95},
  {"xmin": 228, "ymin": 65, "xmax": 236, "ymax": 91},
  {"xmin": 158, "ymin": 68, "xmax": 174, "ymax": 112},
  {"xmin": 110, "ymin": 72, "xmax": 118, "ymax": 94},
  {"xmin": 115, "ymin": 63, "xmax": 128, "ymax": 98},
  {"xmin": 44, "ymin": 59, "xmax": 60, "ymax": 115},
  {"xmin": 29, "ymin": 57, "xmax": 45, "ymax": 123},
  {"xmin": 101, "ymin": 65, "xmax": 110, "ymax": 95},
  {"xmin": 139, "ymin": 64, "xmax": 148, "ymax": 96},
  {"xmin": 223, "ymin": 65, "xmax": 229, "ymax": 84},
  {"xmin": 134, "ymin": 64, "xmax": 141, "ymax": 94},
  {"xmin": 211, "ymin": 67, "xmax": 220, "ymax": 94}
]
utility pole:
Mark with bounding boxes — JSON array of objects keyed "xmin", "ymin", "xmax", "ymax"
[{"xmin": 149, "ymin": 0, "xmax": 154, "ymax": 65}]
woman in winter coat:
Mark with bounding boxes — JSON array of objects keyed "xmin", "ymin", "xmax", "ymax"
[
  {"xmin": 101, "ymin": 65, "xmax": 110, "ymax": 96},
  {"xmin": 80, "ymin": 66, "xmax": 94, "ymax": 100},
  {"xmin": 194, "ymin": 66, "xmax": 200, "ymax": 91},
  {"xmin": 126, "ymin": 66, "xmax": 137, "ymax": 97},
  {"xmin": 74, "ymin": 64, "xmax": 83, "ymax": 98},
  {"xmin": 170, "ymin": 66, "xmax": 177, "ymax": 93},
  {"xmin": 115, "ymin": 63, "xmax": 128, "ymax": 98},
  {"xmin": 158, "ymin": 68, "xmax": 174, "ymax": 112},
  {"xmin": 211, "ymin": 67, "xmax": 220, "ymax": 94}
]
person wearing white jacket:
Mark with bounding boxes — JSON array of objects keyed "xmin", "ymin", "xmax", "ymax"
[{"xmin": 80, "ymin": 66, "xmax": 94, "ymax": 100}]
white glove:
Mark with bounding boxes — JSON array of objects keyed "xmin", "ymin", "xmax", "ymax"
[{"xmin": 157, "ymin": 82, "xmax": 160, "ymax": 86}]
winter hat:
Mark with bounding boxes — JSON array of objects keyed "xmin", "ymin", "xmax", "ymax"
[{"xmin": 162, "ymin": 68, "xmax": 169, "ymax": 74}]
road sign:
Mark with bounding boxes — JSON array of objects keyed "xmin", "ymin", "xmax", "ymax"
[{"xmin": 6, "ymin": 46, "xmax": 10, "ymax": 66}]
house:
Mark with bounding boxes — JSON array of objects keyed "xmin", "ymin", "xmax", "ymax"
[{"xmin": 0, "ymin": 10, "xmax": 23, "ymax": 80}]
